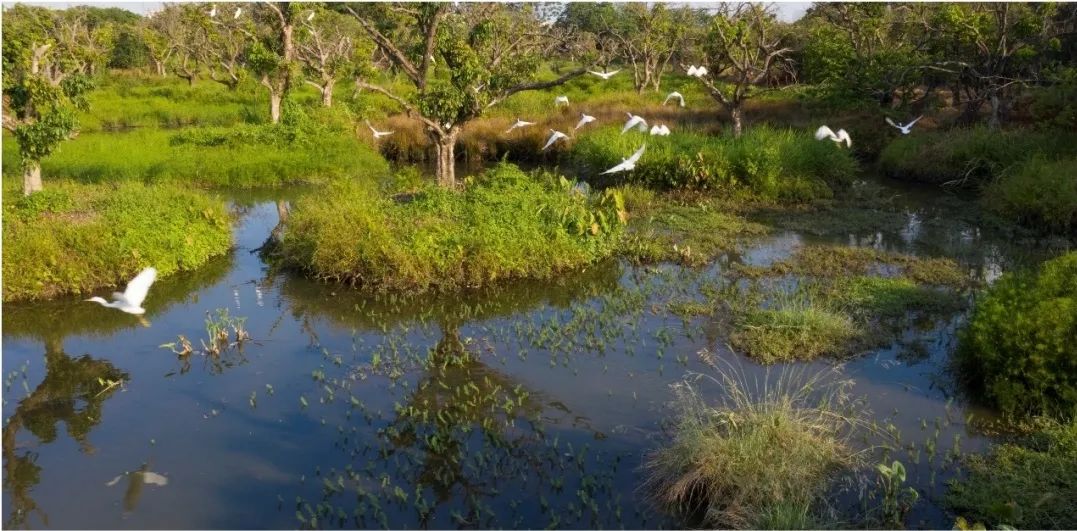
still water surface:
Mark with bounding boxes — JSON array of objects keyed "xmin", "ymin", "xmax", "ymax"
[{"xmin": 2, "ymin": 177, "xmax": 1066, "ymax": 529}]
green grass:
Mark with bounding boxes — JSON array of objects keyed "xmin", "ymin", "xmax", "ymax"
[
  {"xmin": 982, "ymin": 157, "xmax": 1077, "ymax": 236},
  {"xmin": 957, "ymin": 251, "xmax": 1077, "ymax": 418},
  {"xmin": 833, "ymin": 276, "xmax": 964, "ymax": 320},
  {"xmin": 278, "ymin": 162, "xmax": 625, "ymax": 292},
  {"xmin": 946, "ymin": 418, "xmax": 1077, "ymax": 529},
  {"xmin": 2, "ymin": 180, "xmax": 232, "ymax": 302},
  {"xmin": 730, "ymin": 295, "xmax": 861, "ymax": 363},
  {"xmin": 746, "ymin": 245, "xmax": 970, "ymax": 288},
  {"xmin": 570, "ymin": 125, "xmax": 857, "ymax": 202},
  {"xmin": 644, "ymin": 365, "xmax": 864, "ymax": 528}
]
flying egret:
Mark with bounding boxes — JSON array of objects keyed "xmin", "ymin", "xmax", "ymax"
[
  {"xmin": 660, "ymin": 125, "xmax": 671, "ymax": 135},
  {"xmin": 600, "ymin": 144, "xmax": 646, "ymax": 175},
  {"xmin": 663, "ymin": 91, "xmax": 685, "ymax": 107},
  {"xmin": 504, "ymin": 118, "xmax": 535, "ymax": 134},
  {"xmin": 86, "ymin": 267, "xmax": 158, "ymax": 315},
  {"xmin": 365, "ymin": 120, "xmax": 394, "ymax": 140},
  {"xmin": 649, "ymin": 124, "xmax": 672, "ymax": 136},
  {"xmin": 306, "ymin": 11, "xmax": 315, "ymax": 22},
  {"xmin": 885, "ymin": 115, "xmax": 923, "ymax": 135},
  {"xmin": 588, "ymin": 69, "xmax": 621, "ymax": 80},
  {"xmin": 575, "ymin": 112, "xmax": 596, "ymax": 131},
  {"xmin": 554, "ymin": 95, "xmax": 569, "ymax": 106},
  {"xmin": 686, "ymin": 65, "xmax": 708, "ymax": 78},
  {"xmin": 814, "ymin": 125, "xmax": 852, "ymax": 148},
  {"xmin": 208, "ymin": 4, "xmax": 217, "ymax": 17},
  {"xmin": 542, "ymin": 129, "xmax": 569, "ymax": 151},
  {"xmin": 233, "ymin": 7, "xmax": 242, "ymax": 18},
  {"xmin": 621, "ymin": 112, "xmax": 648, "ymax": 134}
]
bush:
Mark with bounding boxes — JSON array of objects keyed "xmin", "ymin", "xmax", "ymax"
[
  {"xmin": 278, "ymin": 163, "xmax": 626, "ymax": 292},
  {"xmin": 570, "ymin": 126, "xmax": 857, "ymax": 202},
  {"xmin": 2, "ymin": 180, "xmax": 232, "ymax": 302},
  {"xmin": 982, "ymin": 157, "xmax": 1077, "ymax": 236},
  {"xmin": 946, "ymin": 418, "xmax": 1077, "ymax": 529},
  {"xmin": 957, "ymin": 252, "xmax": 1077, "ymax": 417},
  {"xmin": 879, "ymin": 127, "xmax": 1077, "ymax": 188}
]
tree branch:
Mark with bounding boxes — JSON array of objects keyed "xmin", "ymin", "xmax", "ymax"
[{"xmin": 485, "ymin": 67, "xmax": 588, "ymax": 109}]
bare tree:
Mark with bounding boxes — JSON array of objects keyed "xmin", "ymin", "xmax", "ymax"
[{"xmin": 295, "ymin": 7, "xmax": 358, "ymax": 107}]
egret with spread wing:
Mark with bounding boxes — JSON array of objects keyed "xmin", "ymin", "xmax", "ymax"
[
  {"xmin": 555, "ymin": 95, "xmax": 569, "ymax": 106},
  {"xmin": 601, "ymin": 145, "xmax": 646, "ymax": 175},
  {"xmin": 588, "ymin": 69, "xmax": 620, "ymax": 80},
  {"xmin": 365, "ymin": 121, "xmax": 394, "ymax": 140},
  {"xmin": 814, "ymin": 125, "xmax": 852, "ymax": 148},
  {"xmin": 622, "ymin": 113, "xmax": 648, "ymax": 134},
  {"xmin": 542, "ymin": 130, "xmax": 569, "ymax": 151},
  {"xmin": 505, "ymin": 118, "xmax": 536, "ymax": 134},
  {"xmin": 86, "ymin": 267, "xmax": 158, "ymax": 315},
  {"xmin": 663, "ymin": 91, "xmax": 685, "ymax": 107},
  {"xmin": 885, "ymin": 115, "xmax": 923, "ymax": 135},
  {"xmin": 575, "ymin": 113, "xmax": 596, "ymax": 131}
]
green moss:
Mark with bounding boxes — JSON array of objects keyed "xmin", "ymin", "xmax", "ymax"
[
  {"xmin": 278, "ymin": 163, "xmax": 625, "ymax": 292},
  {"xmin": 946, "ymin": 419, "xmax": 1077, "ymax": 529},
  {"xmin": 957, "ymin": 252, "xmax": 1077, "ymax": 417},
  {"xmin": 2, "ymin": 180, "xmax": 232, "ymax": 302}
]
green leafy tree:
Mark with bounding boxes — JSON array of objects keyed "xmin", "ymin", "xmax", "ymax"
[
  {"xmin": 249, "ymin": 2, "xmax": 300, "ymax": 123},
  {"xmin": 613, "ymin": 4, "xmax": 694, "ymax": 93},
  {"xmin": 346, "ymin": 3, "xmax": 589, "ymax": 187},
  {"xmin": 199, "ymin": 2, "xmax": 255, "ymax": 91},
  {"xmin": 2, "ymin": 4, "xmax": 95, "ymax": 195},
  {"xmin": 687, "ymin": 3, "xmax": 793, "ymax": 137},
  {"xmin": 296, "ymin": 5, "xmax": 362, "ymax": 106}
]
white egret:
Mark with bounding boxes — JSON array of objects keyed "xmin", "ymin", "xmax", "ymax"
[
  {"xmin": 814, "ymin": 125, "xmax": 852, "ymax": 148},
  {"xmin": 541, "ymin": 129, "xmax": 569, "ymax": 151},
  {"xmin": 504, "ymin": 118, "xmax": 535, "ymax": 134},
  {"xmin": 600, "ymin": 144, "xmax": 646, "ymax": 175},
  {"xmin": 554, "ymin": 95, "xmax": 569, "ymax": 106},
  {"xmin": 660, "ymin": 125, "xmax": 671, "ymax": 135},
  {"xmin": 233, "ymin": 7, "xmax": 242, "ymax": 18},
  {"xmin": 588, "ymin": 69, "xmax": 621, "ymax": 80},
  {"xmin": 86, "ymin": 267, "xmax": 158, "ymax": 315},
  {"xmin": 885, "ymin": 115, "xmax": 923, "ymax": 135},
  {"xmin": 575, "ymin": 112, "xmax": 596, "ymax": 131},
  {"xmin": 306, "ymin": 11, "xmax": 315, "ymax": 22},
  {"xmin": 686, "ymin": 65, "xmax": 708, "ymax": 78},
  {"xmin": 649, "ymin": 124, "xmax": 672, "ymax": 136},
  {"xmin": 663, "ymin": 91, "xmax": 685, "ymax": 107},
  {"xmin": 208, "ymin": 4, "xmax": 217, "ymax": 17},
  {"xmin": 621, "ymin": 112, "xmax": 648, "ymax": 134},
  {"xmin": 365, "ymin": 120, "xmax": 394, "ymax": 140}
]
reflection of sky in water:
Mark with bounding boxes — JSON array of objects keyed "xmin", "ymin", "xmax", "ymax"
[{"xmin": 2, "ymin": 177, "xmax": 1069, "ymax": 529}]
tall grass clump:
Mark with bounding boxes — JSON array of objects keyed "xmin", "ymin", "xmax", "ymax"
[
  {"xmin": 981, "ymin": 157, "xmax": 1077, "ymax": 235},
  {"xmin": 956, "ymin": 252, "xmax": 1077, "ymax": 418},
  {"xmin": 2, "ymin": 180, "xmax": 232, "ymax": 302},
  {"xmin": 879, "ymin": 127, "xmax": 1076, "ymax": 188},
  {"xmin": 278, "ymin": 162, "xmax": 625, "ymax": 292},
  {"xmin": 80, "ymin": 74, "xmax": 262, "ymax": 131},
  {"xmin": 570, "ymin": 126, "xmax": 856, "ymax": 202},
  {"xmin": 644, "ymin": 363, "xmax": 865, "ymax": 528},
  {"xmin": 730, "ymin": 293, "xmax": 861, "ymax": 363}
]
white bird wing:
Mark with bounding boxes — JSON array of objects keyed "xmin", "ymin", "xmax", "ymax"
[
  {"xmin": 660, "ymin": 125, "xmax": 671, "ymax": 135},
  {"xmin": 542, "ymin": 131, "xmax": 560, "ymax": 150},
  {"xmin": 814, "ymin": 125, "xmax": 836, "ymax": 141},
  {"xmin": 601, "ymin": 160, "xmax": 628, "ymax": 174},
  {"xmin": 621, "ymin": 116, "xmax": 643, "ymax": 134},
  {"xmin": 885, "ymin": 117, "xmax": 900, "ymax": 130},
  {"xmin": 907, "ymin": 115, "xmax": 923, "ymax": 127},
  {"xmin": 649, "ymin": 125, "xmax": 660, "ymax": 135},
  {"xmin": 697, "ymin": 67, "xmax": 708, "ymax": 76},
  {"xmin": 686, "ymin": 66, "xmax": 697, "ymax": 76},
  {"xmin": 836, "ymin": 129, "xmax": 852, "ymax": 147},
  {"xmin": 121, "ymin": 267, "xmax": 157, "ymax": 308},
  {"xmin": 626, "ymin": 144, "xmax": 646, "ymax": 165},
  {"xmin": 588, "ymin": 70, "xmax": 603, "ymax": 77},
  {"xmin": 607, "ymin": 69, "xmax": 620, "ymax": 76}
]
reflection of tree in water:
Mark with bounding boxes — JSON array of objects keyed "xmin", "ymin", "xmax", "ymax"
[{"xmin": 3, "ymin": 342, "xmax": 128, "ymax": 529}]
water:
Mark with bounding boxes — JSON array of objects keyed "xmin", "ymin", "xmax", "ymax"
[{"xmin": 2, "ymin": 177, "xmax": 1068, "ymax": 529}]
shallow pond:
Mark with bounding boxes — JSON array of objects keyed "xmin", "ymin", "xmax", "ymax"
[{"xmin": 1, "ymin": 176, "xmax": 1068, "ymax": 529}]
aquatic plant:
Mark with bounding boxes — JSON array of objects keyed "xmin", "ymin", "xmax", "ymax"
[{"xmin": 981, "ymin": 157, "xmax": 1077, "ymax": 236}]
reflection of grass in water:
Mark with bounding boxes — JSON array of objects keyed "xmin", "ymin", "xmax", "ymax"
[{"xmin": 644, "ymin": 363, "xmax": 868, "ymax": 529}]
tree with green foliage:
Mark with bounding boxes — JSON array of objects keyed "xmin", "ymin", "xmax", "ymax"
[
  {"xmin": 613, "ymin": 4, "xmax": 694, "ymax": 93},
  {"xmin": 296, "ymin": 5, "xmax": 362, "ymax": 107},
  {"xmin": 687, "ymin": 3, "xmax": 793, "ymax": 137},
  {"xmin": 2, "ymin": 4, "xmax": 95, "ymax": 195},
  {"xmin": 199, "ymin": 2, "xmax": 254, "ymax": 91},
  {"xmin": 249, "ymin": 2, "xmax": 299, "ymax": 123},
  {"xmin": 345, "ymin": 3, "xmax": 589, "ymax": 187}
]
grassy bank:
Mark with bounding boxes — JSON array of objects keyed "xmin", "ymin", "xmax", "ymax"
[
  {"xmin": 278, "ymin": 163, "xmax": 625, "ymax": 292},
  {"xmin": 2, "ymin": 180, "xmax": 232, "ymax": 302},
  {"xmin": 570, "ymin": 126, "xmax": 857, "ymax": 202},
  {"xmin": 957, "ymin": 251, "xmax": 1077, "ymax": 417}
]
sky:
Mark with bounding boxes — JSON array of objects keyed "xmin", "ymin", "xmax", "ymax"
[{"xmin": 6, "ymin": 0, "xmax": 814, "ymax": 22}]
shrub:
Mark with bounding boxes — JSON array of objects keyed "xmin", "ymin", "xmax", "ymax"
[
  {"xmin": 982, "ymin": 157, "xmax": 1077, "ymax": 236},
  {"xmin": 645, "ymin": 365, "xmax": 863, "ymax": 528},
  {"xmin": 957, "ymin": 252, "xmax": 1077, "ymax": 417},
  {"xmin": 570, "ymin": 126, "xmax": 857, "ymax": 202},
  {"xmin": 946, "ymin": 418, "xmax": 1077, "ymax": 529},
  {"xmin": 2, "ymin": 180, "xmax": 232, "ymax": 302},
  {"xmin": 278, "ymin": 163, "xmax": 626, "ymax": 292}
]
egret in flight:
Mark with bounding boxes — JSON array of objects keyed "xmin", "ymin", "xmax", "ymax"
[
  {"xmin": 306, "ymin": 11, "xmax": 315, "ymax": 22},
  {"xmin": 233, "ymin": 7, "xmax": 242, "ymax": 18},
  {"xmin": 663, "ymin": 91, "xmax": 685, "ymax": 107},
  {"xmin": 649, "ymin": 124, "xmax": 671, "ymax": 136},
  {"xmin": 555, "ymin": 95, "xmax": 569, "ymax": 106},
  {"xmin": 686, "ymin": 65, "xmax": 708, "ymax": 78},
  {"xmin": 601, "ymin": 145, "xmax": 646, "ymax": 175},
  {"xmin": 505, "ymin": 118, "xmax": 536, "ymax": 134},
  {"xmin": 575, "ymin": 113, "xmax": 596, "ymax": 131},
  {"xmin": 815, "ymin": 125, "xmax": 852, "ymax": 148},
  {"xmin": 885, "ymin": 115, "xmax": 923, "ymax": 135},
  {"xmin": 208, "ymin": 4, "xmax": 217, "ymax": 17},
  {"xmin": 588, "ymin": 70, "xmax": 621, "ymax": 80},
  {"xmin": 86, "ymin": 267, "xmax": 158, "ymax": 315},
  {"xmin": 542, "ymin": 130, "xmax": 569, "ymax": 151},
  {"xmin": 621, "ymin": 113, "xmax": 648, "ymax": 134},
  {"xmin": 365, "ymin": 121, "xmax": 394, "ymax": 140}
]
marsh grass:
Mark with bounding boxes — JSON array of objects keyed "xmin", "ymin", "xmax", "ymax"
[
  {"xmin": 644, "ymin": 362, "xmax": 868, "ymax": 529},
  {"xmin": 982, "ymin": 157, "xmax": 1077, "ymax": 236},
  {"xmin": 730, "ymin": 292, "xmax": 861, "ymax": 363},
  {"xmin": 750, "ymin": 245, "xmax": 970, "ymax": 288}
]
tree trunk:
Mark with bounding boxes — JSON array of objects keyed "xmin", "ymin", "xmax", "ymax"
[
  {"xmin": 270, "ymin": 91, "xmax": 283, "ymax": 124},
  {"xmin": 154, "ymin": 60, "xmax": 165, "ymax": 77},
  {"xmin": 729, "ymin": 105, "xmax": 744, "ymax": 137},
  {"xmin": 270, "ymin": 200, "xmax": 290, "ymax": 244},
  {"xmin": 433, "ymin": 130, "xmax": 459, "ymax": 188},
  {"xmin": 321, "ymin": 79, "xmax": 334, "ymax": 107},
  {"xmin": 988, "ymin": 90, "xmax": 1001, "ymax": 129},
  {"xmin": 22, "ymin": 161, "xmax": 43, "ymax": 196}
]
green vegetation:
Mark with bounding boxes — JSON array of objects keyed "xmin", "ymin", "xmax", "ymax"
[
  {"xmin": 947, "ymin": 418, "xmax": 1077, "ymax": 529},
  {"xmin": 2, "ymin": 180, "xmax": 231, "ymax": 302},
  {"xmin": 982, "ymin": 157, "xmax": 1077, "ymax": 236},
  {"xmin": 278, "ymin": 163, "xmax": 625, "ymax": 292},
  {"xmin": 571, "ymin": 126, "xmax": 857, "ymax": 202},
  {"xmin": 645, "ymin": 366, "xmax": 863, "ymax": 528},
  {"xmin": 731, "ymin": 297, "xmax": 859, "ymax": 364},
  {"xmin": 957, "ymin": 252, "xmax": 1077, "ymax": 418},
  {"xmin": 745, "ymin": 244, "xmax": 970, "ymax": 288},
  {"xmin": 834, "ymin": 276, "xmax": 964, "ymax": 320}
]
